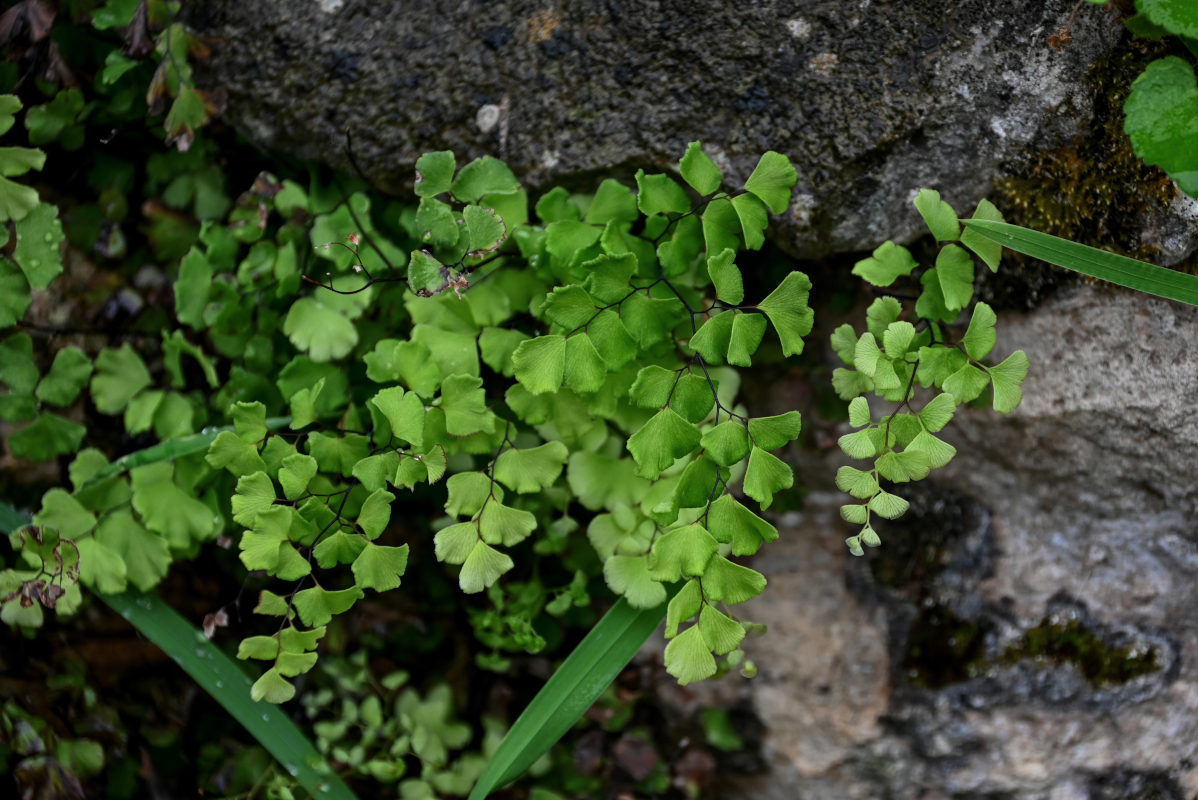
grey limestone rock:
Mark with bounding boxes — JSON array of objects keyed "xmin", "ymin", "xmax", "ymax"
[
  {"xmin": 183, "ymin": 0, "xmax": 1135, "ymax": 258},
  {"xmin": 688, "ymin": 286, "xmax": 1198, "ymax": 798}
]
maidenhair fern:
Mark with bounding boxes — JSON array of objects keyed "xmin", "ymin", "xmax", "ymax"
[
  {"xmin": 1, "ymin": 132, "xmax": 1028, "ymax": 703},
  {"xmin": 830, "ymin": 190, "xmax": 1028, "ymax": 554}
]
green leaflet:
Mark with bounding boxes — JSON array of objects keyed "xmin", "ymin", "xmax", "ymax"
[
  {"xmin": 962, "ymin": 302, "xmax": 997, "ymax": 360},
  {"xmin": 756, "ymin": 272, "xmax": 814, "ymax": 356},
  {"xmin": 743, "ymin": 151, "xmax": 797, "ymax": 214},
  {"xmin": 960, "ymin": 199, "xmax": 1004, "ymax": 271},
  {"xmin": 743, "ymin": 446, "xmax": 793, "ymax": 508},
  {"xmin": 913, "ymin": 188, "xmax": 960, "ymax": 242},
  {"xmin": 512, "ymin": 335, "xmax": 565, "ymax": 394},
  {"xmin": 635, "ymin": 170, "xmax": 689, "ymax": 216},
  {"xmin": 415, "ymin": 150, "xmax": 455, "ymax": 197},
  {"xmin": 584, "ymin": 179, "xmax": 639, "ymax": 225},
  {"xmin": 604, "ymin": 556, "xmax": 667, "ymax": 608},
  {"xmin": 933, "ymin": 244, "xmax": 974, "ymax": 311},
  {"xmin": 90, "ymin": 345, "xmax": 152, "ymax": 414},
  {"xmin": 679, "ymin": 141, "xmax": 723, "ymax": 195},
  {"xmin": 706, "ymin": 248, "xmax": 744, "ymax": 304},
  {"xmin": 627, "ymin": 408, "xmax": 701, "ymax": 479},
  {"xmin": 852, "ymin": 241, "xmax": 917, "ymax": 287},
  {"xmin": 664, "ymin": 624, "xmax": 717, "ymax": 684},
  {"xmin": 13, "ymin": 202, "xmax": 64, "ymax": 289},
  {"xmin": 731, "ymin": 193, "xmax": 768, "ymax": 250},
  {"xmin": 988, "ymin": 350, "xmax": 1029, "ymax": 413},
  {"xmin": 494, "ymin": 441, "xmax": 569, "ymax": 493},
  {"xmin": 689, "ymin": 311, "xmax": 735, "ymax": 363}
]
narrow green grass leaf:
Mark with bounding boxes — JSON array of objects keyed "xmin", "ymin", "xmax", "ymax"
[
  {"xmin": 0, "ymin": 503, "xmax": 354, "ymax": 800},
  {"xmin": 82, "ymin": 416, "xmax": 290, "ymax": 487},
  {"xmin": 467, "ymin": 594, "xmax": 669, "ymax": 799},
  {"xmin": 98, "ymin": 591, "xmax": 353, "ymax": 797},
  {"xmin": 961, "ymin": 219, "xmax": 1198, "ymax": 307}
]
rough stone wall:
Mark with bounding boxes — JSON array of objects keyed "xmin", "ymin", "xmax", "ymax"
[{"xmin": 184, "ymin": 0, "xmax": 1126, "ymax": 257}]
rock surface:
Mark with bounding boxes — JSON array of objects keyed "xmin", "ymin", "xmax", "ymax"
[
  {"xmin": 184, "ymin": 0, "xmax": 1131, "ymax": 257},
  {"xmin": 698, "ymin": 286, "xmax": 1198, "ymax": 798}
]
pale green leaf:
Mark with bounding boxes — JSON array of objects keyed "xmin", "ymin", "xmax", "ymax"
[
  {"xmin": 743, "ymin": 151, "xmax": 796, "ymax": 214},
  {"xmin": 989, "ymin": 350, "xmax": 1029, "ymax": 413},
  {"xmin": 913, "ymin": 188, "xmax": 960, "ymax": 241},
  {"xmin": 495, "ymin": 441, "xmax": 569, "ymax": 493},
  {"xmin": 352, "ymin": 542, "xmax": 410, "ymax": 591},
  {"xmin": 706, "ymin": 248, "xmax": 744, "ymax": 304},
  {"xmin": 742, "ymin": 446, "xmax": 793, "ymax": 508},
  {"xmin": 439, "ymin": 374, "xmax": 495, "ymax": 436},
  {"xmin": 875, "ymin": 449, "xmax": 931, "ymax": 483},
  {"xmin": 838, "ymin": 428, "xmax": 877, "ymax": 459},
  {"xmin": 706, "ymin": 494, "xmax": 777, "ymax": 556},
  {"xmin": 665, "ymin": 578, "xmax": 702, "ymax": 637},
  {"xmin": 730, "ymin": 193, "xmax": 768, "ymax": 250},
  {"xmin": 415, "ymin": 151, "xmax": 455, "ymax": 197},
  {"xmin": 698, "ymin": 605, "xmax": 745, "ymax": 655},
  {"xmin": 445, "ymin": 472, "xmax": 495, "ymax": 518},
  {"xmin": 292, "ymin": 586, "xmax": 365, "ymax": 627},
  {"xmin": 627, "ymin": 408, "xmax": 701, "ymax": 478},
  {"xmin": 635, "ymin": 170, "xmax": 689, "ymax": 216},
  {"xmin": 756, "ymin": 272, "xmax": 813, "ymax": 357},
  {"xmin": 701, "ymin": 555, "xmax": 766, "ymax": 604},
  {"xmin": 283, "ymin": 297, "xmax": 358, "ymax": 362},
  {"xmin": 943, "ymin": 363, "xmax": 989, "ymax": 404},
  {"xmin": 604, "ymin": 556, "xmax": 667, "ymax": 609},
  {"xmin": 747, "ymin": 411, "xmax": 801, "ymax": 451},
  {"xmin": 358, "ymin": 489, "xmax": 395, "ymax": 539},
  {"xmin": 563, "ymin": 334, "xmax": 607, "ymax": 393},
  {"xmin": 711, "ymin": 313, "xmax": 757, "ymax": 372},
  {"xmin": 835, "ymin": 465, "xmax": 879, "ymax": 500},
  {"xmin": 90, "ymin": 345, "xmax": 152, "ymax": 415},
  {"xmin": 700, "ymin": 420, "xmax": 751, "ymax": 466},
  {"xmin": 279, "ymin": 454, "xmax": 318, "ymax": 500},
  {"xmin": 962, "ymin": 301, "xmax": 997, "ymax": 360},
  {"xmin": 664, "ymin": 624, "xmax": 717, "ymax": 685},
  {"xmin": 459, "ymin": 540, "xmax": 513, "ymax": 593},
  {"xmin": 464, "ymin": 204, "xmax": 505, "ymax": 253},
  {"xmin": 882, "ymin": 321, "xmax": 917, "ymax": 360},
  {"xmin": 688, "ymin": 311, "xmax": 734, "ymax": 363},
  {"xmin": 629, "ymin": 365, "xmax": 677, "ymax": 408},
  {"xmin": 679, "ymin": 141, "xmax": 722, "ymax": 195},
  {"xmin": 232, "ymin": 471, "xmax": 277, "ymax": 528},
  {"xmin": 35, "ymin": 347, "xmax": 92, "ymax": 406},
  {"xmin": 918, "ymin": 393, "xmax": 957, "ymax": 432},
  {"xmin": 478, "ymin": 501, "xmax": 537, "ymax": 547},
  {"xmin": 13, "ymin": 203, "xmax": 63, "ymax": 290},
  {"xmin": 868, "ymin": 490, "xmax": 910, "ymax": 519},
  {"xmin": 584, "ymin": 179, "xmax": 638, "ymax": 225},
  {"xmin": 935, "ymin": 244, "xmax": 974, "ymax": 311},
  {"xmin": 852, "ymin": 241, "xmax": 918, "ymax": 286},
  {"xmin": 647, "ymin": 523, "xmax": 718, "ymax": 582},
  {"xmin": 512, "ymin": 335, "xmax": 565, "ymax": 395},
  {"xmin": 960, "ymin": 198, "xmax": 1003, "ymax": 271},
  {"xmin": 906, "ymin": 429, "xmax": 956, "ymax": 469},
  {"xmin": 371, "ymin": 386, "xmax": 426, "ymax": 446}
]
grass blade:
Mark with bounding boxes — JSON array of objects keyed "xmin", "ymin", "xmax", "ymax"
[
  {"xmin": 962, "ymin": 218, "xmax": 1198, "ymax": 307},
  {"xmin": 0, "ymin": 503, "xmax": 356, "ymax": 800},
  {"xmin": 467, "ymin": 595, "xmax": 669, "ymax": 800},
  {"xmin": 83, "ymin": 416, "xmax": 291, "ymax": 487},
  {"xmin": 97, "ymin": 590, "xmax": 355, "ymax": 799}
]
